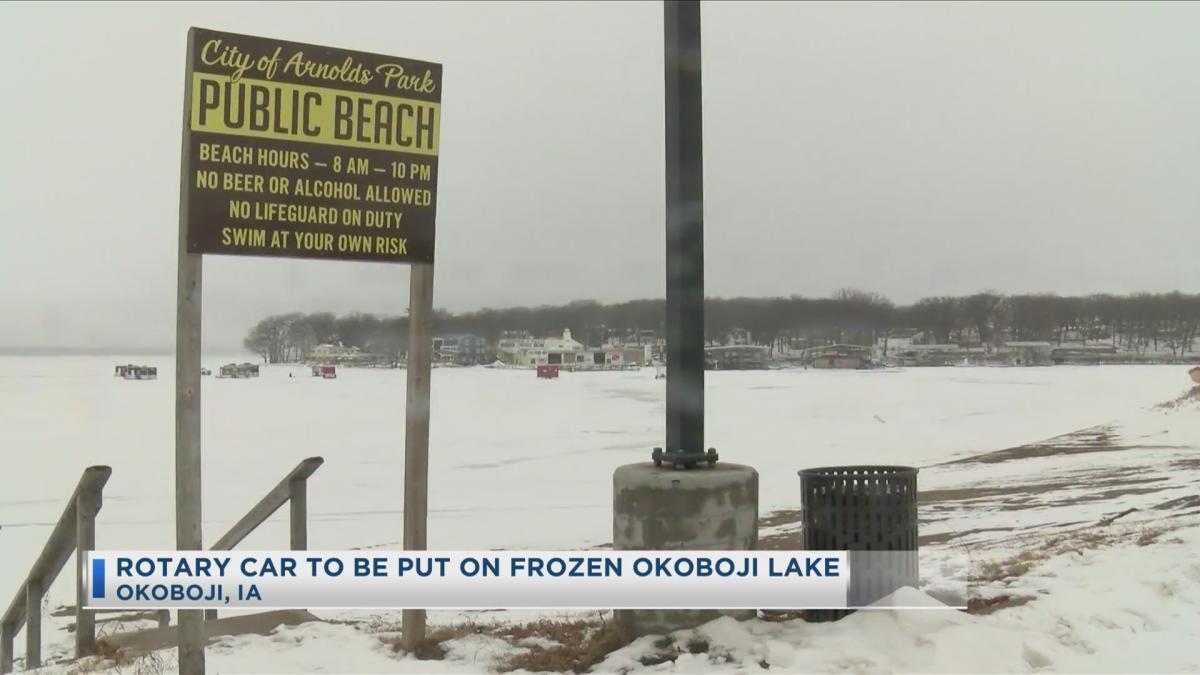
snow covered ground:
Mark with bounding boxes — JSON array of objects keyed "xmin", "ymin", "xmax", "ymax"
[
  {"xmin": 598, "ymin": 520, "xmax": 1200, "ymax": 673},
  {"xmin": 1, "ymin": 356, "xmax": 1197, "ymax": 672}
]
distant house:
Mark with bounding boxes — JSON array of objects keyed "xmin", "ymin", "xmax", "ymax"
[
  {"xmin": 544, "ymin": 329, "xmax": 586, "ymax": 366},
  {"xmin": 634, "ymin": 329, "xmax": 660, "ymax": 345},
  {"xmin": 893, "ymin": 344, "xmax": 985, "ymax": 367},
  {"xmin": 877, "ymin": 329, "xmax": 923, "ymax": 355},
  {"xmin": 598, "ymin": 336, "xmax": 654, "ymax": 367},
  {"xmin": 705, "ymin": 345, "xmax": 770, "ymax": 370},
  {"xmin": 784, "ymin": 336, "xmax": 818, "ymax": 352},
  {"xmin": 602, "ymin": 332, "xmax": 659, "ymax": 366},
  {"xmin": 618, "ymin": 346, "xmax": 651, "ymax": 367},
  {"xmin": 605, "ymin": 329, "xmax": 659, "ymax": 347},
  {"xmin": 1051, "ymin": 345, "xmax": 1118, "ymax": 365},
  {"xmin": 813, "ymin": 354, "xmax": 863, "ymax": 369},
  {"xmin": 498, "ymin": 329, "xmax": 585, "ymax": 368},
  {"xmin": 999, "ymin": 342, "xmax": 1054, "ymax": 367},
  {"xmin": 496, "ymin": 332, "xmax": 536, "ymax": 366},
  {"xmin": 310, "ymin": 343, "xmax": 358, "ymax": 360},
  {"xmin": 725, "ymin": 328, "xmax": 753, "ymax": 346},
  {"xmin": 586, "ymin": 346, "xmax": 647, "ymax": 368},
  {"xmin": 434, "ymin": 334, "xmax": 490, "ymax": 366},
  {"xmin": 309, "ymin": 343, "xmax": 386, "ymax": 367},
  {"xmin": 809, "ymin": 344, "xmax": 872, "ymax": 369}
]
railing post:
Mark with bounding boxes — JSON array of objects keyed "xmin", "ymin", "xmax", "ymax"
[
  {"xmin": 25, "ymin": 579, "xmax": 41, "ymax": 669},
  {"xmin": 75, "ymin": 486, "xmax": 99, "ymax": 657},
  {"xmin": 1, "ymin": 621, "xmax": 14, "ymax": 673},
  {"xmin": 289, "ymin": 478, "xmax": 308, "ymax": 551},
  {"xmin": 200, "ymin": 458, "xmax": 321, "ymax": 624}
]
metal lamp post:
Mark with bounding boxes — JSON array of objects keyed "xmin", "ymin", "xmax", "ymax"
[{"xmin": 655, "ymin": 0, "xmax": 717, "ymax": 470}]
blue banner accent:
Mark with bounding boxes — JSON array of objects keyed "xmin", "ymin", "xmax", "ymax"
[{"xmin": 92, "ymin": 558, "xmax": 105, "ymax": 598}]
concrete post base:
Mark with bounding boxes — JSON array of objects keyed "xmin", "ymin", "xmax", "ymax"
[{"xmin": 612, "ymin": 462, "xmax": 759, "ymax": 638}]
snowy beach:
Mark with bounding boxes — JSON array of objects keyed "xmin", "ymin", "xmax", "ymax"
[{"xmin": 2, "ymin": 358, "xmax": 1198, "ymax": 672}]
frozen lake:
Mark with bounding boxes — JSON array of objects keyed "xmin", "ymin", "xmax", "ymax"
[{"xmin": 0, "ymin": 356, "xmax": 1189, "ymax": 609}]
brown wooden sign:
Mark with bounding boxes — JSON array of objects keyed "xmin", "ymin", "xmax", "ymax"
[{"xmin": 182, "ymin": 28, "xmax": 441, "ymax": 263}]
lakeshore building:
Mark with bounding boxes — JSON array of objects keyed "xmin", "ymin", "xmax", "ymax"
[
  {"xmin": 892, "ymin": 344, "xmax": 987, "ymax": 367},
  {"xmin": 495, "ymin": 329, "xmax": 649, "ymax": 369},
  {"xmin": 808, "ymin": 344, "xmax": 872, "ymax": 369},
  {"xmin": 309, "ymin": 343, "xmax": 387, "ymax": 366},
  {"xmin": 705, "ymin": 345, "xmax": 771, "ymax": 370},
  {"xmin": 498, "ymin": 329, "xmax": 586, "ymax": 368},
  {"xmin": 998, "ymin": 342, "xmax": 1055, "ymax": 367},
  {"xmin": 433, "ymin": 334, "xmax": 491, "ymax": 366}
]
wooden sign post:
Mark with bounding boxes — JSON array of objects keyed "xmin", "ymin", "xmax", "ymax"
[
  {"xmin": 175, "ymin": 31, "xmax": 205, "ymax": 674},
  {"xmin": 176, "ymin": 27, "xmax": 442, "ymax": 673},
  {"xmin": 400, "ymin": 263, "xmax": 433, "ymax": 650}
]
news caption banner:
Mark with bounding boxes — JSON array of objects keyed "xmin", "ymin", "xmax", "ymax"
[
  {"xmin": 86, "ymin": 552, "xmax": 850, "ymax": 610},
  {"xmin": 185, "ymin": 28, "xmax": 440, "ymax": 263}
]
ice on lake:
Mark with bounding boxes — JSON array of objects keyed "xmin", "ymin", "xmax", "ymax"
[{"xmin": 0, "ymin": 355, "xmax": 1189, "ymax": 609}]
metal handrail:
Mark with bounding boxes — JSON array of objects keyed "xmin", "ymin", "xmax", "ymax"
[{"xmin": 1, "ymin": 466, "xmax": 111, "ymax": 673}]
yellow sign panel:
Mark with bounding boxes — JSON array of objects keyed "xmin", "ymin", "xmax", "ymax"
[
  {"xmin": 184, "ymin": 27, "xmax": 441, "ymax": 263},
  {"xmin": 190, "ymin": 73, "xmax": 439, "ymax": 156}
]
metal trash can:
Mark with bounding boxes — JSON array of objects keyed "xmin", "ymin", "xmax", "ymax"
[{"xmin": 799, "ymin": 465, "xmax": 919, "ymax": 621}]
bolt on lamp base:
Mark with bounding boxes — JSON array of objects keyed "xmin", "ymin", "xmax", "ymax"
[{"xmin": 651, "ymin": 447, "xmax": 718, "ymax": 469}]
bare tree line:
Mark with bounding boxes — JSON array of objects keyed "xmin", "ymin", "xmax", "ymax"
[{"xmin": 243, "ymin": 291, "xmax": 1200, "ymax": 363}]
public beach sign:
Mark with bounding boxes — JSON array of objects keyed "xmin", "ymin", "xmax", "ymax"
[
  {"xmin": 182, "ymin": 28, "xmax": 441, "ymax": 263},
  {"xmin": 173, "ymin": 29, "xmax": 444, "ymax": 669}
]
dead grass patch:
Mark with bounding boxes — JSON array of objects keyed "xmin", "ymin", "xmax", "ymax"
[
  {"xmin": 940, "ymin": 427, "xmax": 1122, "ymax": 466},
  {"xmin": 626, "ymin": 633, "xmax": 737, "ymax": 669},
  {"xmin": 374, "ymin": 615, "xmax": 630, "ymax": 671},
  {"xmin": 978, "ymin": 549, "xmax": 1042, "ymax": 583},
  {"xmin": 965, "ymin": 594, "xmax": 1035, "ymax": 615},
  {"xmin": 1135, "ymin": 528, "xmax": 1169, "ymax": 546},
  {"xmin": 759, "ymin": 509, "xmax": 803, "ymax": 529},
  {"xmin": 380, "ymin": 620, "xmax": 492, "ymax": 660},
  {"xmin": 67, "ymin": 640, "xmax": 167, "ymax": 675},
  {"xmin": 1156, "ymin": 385, "xmax": 1200, "ymax": 410},
  {"xmin": 498, "ymin": 619, "xmax": 626, "ymax": 673},
  {"xmin": 976, "ymin": 522, "xmax": 1173, "ymax": 585}
]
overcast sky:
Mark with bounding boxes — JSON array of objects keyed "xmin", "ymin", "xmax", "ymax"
[{"xmin": 1, "ymin": 1, "xmax": 1197, "ymax": 351}]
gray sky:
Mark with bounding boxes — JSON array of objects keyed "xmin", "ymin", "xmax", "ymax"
[{"xmin": 1, "ymin": 1, "xmax": 1197, "ymax": 351}]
